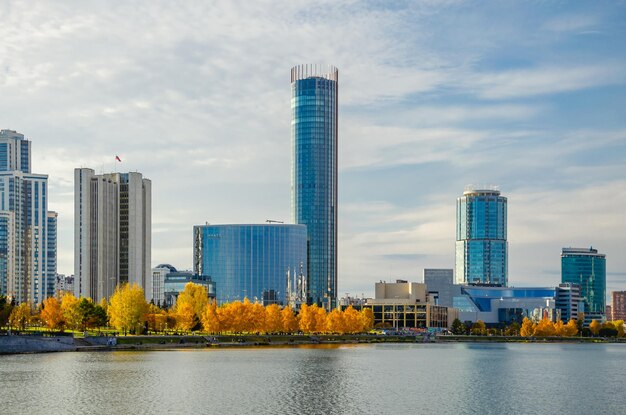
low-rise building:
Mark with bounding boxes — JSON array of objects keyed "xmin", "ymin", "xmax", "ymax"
[{"xmin": 342, "ymin": 280, "xmax": 458, "ymax": 330}]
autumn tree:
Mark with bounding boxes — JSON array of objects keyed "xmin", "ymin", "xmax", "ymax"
[
  {"xmin": 281, "ymin": 306, "xmax": 298, "ymax": 333},
  {"xmin": 40, "ymin": 297, "xmax": 64, "ymax": 331},
  {"xmin": 326, "ymin": 309, "xmax": 346, "ymax": 334},
  {"xmin": 313, "ymin": 306, "xmax": 328, "ymax": 333},
  {"xmin": 298, "ymin": 304, "xmax": 317, "ymax": 333},
  {"xmin": 359, "ymin": 308, "xmax": 374, "ymax": 332},
  {"xmin": 174, "ymin": 283, "xmax": 209, "ymax": 331},
  {"xmin": 563, "ymin": 319, "xmax": 578, "ymax": 337},
  {"xmin": 9, "ymin": 303, "xmax": 31, "ymax": 331},
  {"xmin": 61, "ymin": 293, "xmax": 82, "ymax": 330},
  {"xmin": 264, "ymin": 304, "xmax": 283, "ymax": 334},
  {"xmin": 108, "ymin": 283, "xmax": 149, "ymax": 335},
  {"xmin": 520, "ymin": 317, "xmax": 536, "ymax": 337},
  {"xmin": 343, "ymin": 306, "xmax": 363, "ymax": 333},
  {"xmin": 533, "ymin": 317, "xmax": 556, "ymax": 337},
  {"xmin": 175, "ymin": 302, "xmax": 196, "ymax": 332},
  {"xmin": 504, "ymin": 322, "xmax": 521, "ymax": 336},
  {"xmin": 554, "ymin": 320, "xmax": 566, "ymax": 337},
  {"xmin": 201, "ymin": 300, "xmax": 221, "ymax": 334},
  {"xmin": 589, "ymin": 319, "xmax": 601, "ymax": 336}
]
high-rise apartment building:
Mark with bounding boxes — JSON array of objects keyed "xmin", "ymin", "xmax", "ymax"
[
  {"xmin": 561, "ymin": 247, "xmax": 606, "ymax": 324},
  {"xmin": 291, "ymin": 64, "xmax": 338, "ymax": 308},
  {"xmin": 0, "ymin": 129, "xmax": 57, "ymax": 304},
  {"xmin": 455, "ymin": 187, "xmax": 508, "ymax": 286},
  {"xmin": 612, "ymin": 291, "xmax": 626, "ymax": 321},
  {"xmin": 75, "ymin": 168, "xmax": 152, "ymax": 302}
]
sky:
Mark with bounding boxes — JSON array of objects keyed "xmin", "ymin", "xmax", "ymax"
[{"xmin": 1, "ymin": 1, "xmax": 625, "ymax": 301}]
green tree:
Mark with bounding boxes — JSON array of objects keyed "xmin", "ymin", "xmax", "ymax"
[
  {"xmin": 451, "ymin": 318, "xmax": 466, "ymax": 335},
  {"xmin": 504, "ymin": 322, "xmax": 521, "ymax": 336},
  {"xmin": 470, "ymin": 320, "xmax": 486, "ymax": 336},
  {"xmin": 0, "ymin": 296, "xmax": 14, "ymax": 328}
]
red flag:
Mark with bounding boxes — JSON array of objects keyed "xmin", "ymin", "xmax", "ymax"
[{"xmin": 115, "ymin": 155, "xmax": 122, "ymax": 162}]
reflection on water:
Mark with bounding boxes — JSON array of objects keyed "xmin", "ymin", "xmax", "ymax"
[{"xmin": 1, "ymin": 343, "xmax": 625, "ymax": 415}]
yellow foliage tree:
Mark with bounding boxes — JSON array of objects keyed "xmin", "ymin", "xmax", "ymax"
[
  {"xmin": 343, "ymin": 306, "xmax": 363, "ymax": 334},
  {"xmin": 175, "ymin": 302, "xmax": 196, "ymax": 332},
  {"xmin": 359, "ymin": 308, "xmax": 374, "ymax": 332},
  {"xmin": 201, "ymin": 300, "xmax": 221, "ymax": 334},
  {"xmin": 61, "ymin": 293, "xmax": 82, "ymax": 330},
  {"xmin": 554, "ymin": 320, "xmax": 565, "ymax": 337},
  {"xmin": 108, "ymin": 283, "xmax": 149, "ymax": 335},
  {"xmin": 313, "ymin": 306, "xmax": 328, "ymax": 333},
  {"xmin": 9, "ymin": 303, "xmax": 31, "ymax": 331},
  {"xmin": 175, "ymin": 283, "xmax": 209, "ymax": 324},
  {"xmin": 265, "ymin": 304, "xmax": 283, "ymax": 334},
  {"xmin": 281, "ymin": 306, "xmax": 298, "ymax": 333},
  {"xmin": 533, "ymin": 317, "xmax": 556, "ymax": 337},
  {"xmin": 249, "ymin": 301, "xmax": 266, "ymax": 333},
  {"xmin": 297, "ymin": 304, "xmax": 317, "ymax": 333},
  {"xmin": 563, "ymin": 319, "xmax": 578, "ymax": 337},
  {"xmin": 613, "ymin": 320, "xmax": 625, "ymax": 337},
  {"xmin": 520, "ymin": 317, "xmax": 536, "ymax": 337},
  {"xmin": 41, "ymin": 297, "xmax": 64, "ymax": 331},
  {"xmin": 326, "ymin": 309, "xmax": 346, "ymax": 334},
  {"xmin": 589, "ymin": 319, "xmax": 601, "ymax": 336}
]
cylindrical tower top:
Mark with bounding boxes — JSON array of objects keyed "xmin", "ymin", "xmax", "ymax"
[
  {"xmin": 463, "ymin": 184, "xmax": 501, "ymax": 197},
  {"xmin": 291, "ymin": 64, "xmax": 338, "ymax": 83}
]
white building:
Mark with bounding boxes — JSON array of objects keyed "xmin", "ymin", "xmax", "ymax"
[{"xmin": 75, "ymin": 168, "xmax": 152, "ymax": 302}]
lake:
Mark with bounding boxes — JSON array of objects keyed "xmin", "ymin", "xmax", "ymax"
[{"xmin": 1, "ymin": 343, "xmax": 625, "ymax": 414}]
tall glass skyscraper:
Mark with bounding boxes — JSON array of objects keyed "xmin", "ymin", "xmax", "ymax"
[
  {"xmin": 193, "ymin": 224, "xmax": 307, "ymax": 305},
  {"xmin": 561, "ymin": 247, "xmax": 606, "ymax": 324},
  {"xmin": 0, "ymin": 129, "xmax": 57, "ymax": 304},
  {"xmin": 291, "ymin": 64, "xmax": 338, "ymax": 308},
  {"xmin": 456, "ymin": 187, "xmax": 508, "ymax": 286}
]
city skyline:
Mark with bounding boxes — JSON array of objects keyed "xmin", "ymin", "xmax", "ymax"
[{"xmin": 1, "ymin": 2, "xmax": 625, "ymax": 299}]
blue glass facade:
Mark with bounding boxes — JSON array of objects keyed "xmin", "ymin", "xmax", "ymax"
[
  {"xmin": 291, "ymin": 64, "xmax": 338, "ymax": 307},
  {"xmin": 456, "ymin": 188, "xmax": 508, "ymax": 286},
  {"xmin": 561, "ymin": 247, "xmax": 606, "ymax": 322},
  {"xmin": 193, "ymin": 224, "xmax": 307, "ymax": 305}
]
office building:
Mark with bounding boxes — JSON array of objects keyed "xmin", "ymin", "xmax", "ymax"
[
  {"xmin": 291, "ymin": 64, "xmax": 338, "ymax": 308},
  {"xmin": 0, "ymin": 129, "xmax": 57, "ymax": 304},
  {"xmin": 193, "ymin": 224, "xmax": 307, "ymax": 305},
  {"xmin": 555, "ymin": 283, "xmax": 582, "ymax": 323},
  {"xmin": 606, "ymin": 305, "xmax": 612, "ymax": 321},
  {"xmin": 151, "ymin": 263, "xmax": 216, "ymax": 308},
  {"xmin": 75, "ymin": 168, "xmax": 152, "ymax": 302},
  {"xmin": 455, "ymin": 187, "xmax": 508, "ymax": 286},
  {"xmin": 424, "ymin": 268, "xmax": 455, "ymax": 306},
  {"xmin": 612, "ymin": 291, "xmax": 626, "ymax": 321},
  {"xmin": 561, "ymin": 247, "xmax": 606, "ymax": 324}
]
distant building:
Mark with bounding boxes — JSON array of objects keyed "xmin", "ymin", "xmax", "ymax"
[
  {"xmin": 0, "ymin": 129, "xmax": 57, "ymax": 304},
  {"xmin": 606, "ymin": 305, "xmax": 612, "ymax": 321},
  {"xmin": 342, "ymin": 280, "xmax": 457, "ymax": 330},
  {"xmin": 612, "ymin": 291, "xmax": 626, "ymax": 321},
  {"xmin": 561, "ymin": 247, "xmax": 606, "ymax": 324},
  {"xmin": 75, "ymin": 168, "xmax": 152, "ymax": 302},
  {"xmin": 555, "ymin": 283, "xmax": 582, "ymax": 323},
  {"xmin": 151, "ymin": 263, "xmax": 216, "ymax": 308},
  {"xmin": 291, "ymin": 64, "xmax": 339, "ymax": 308},
  {"xmin": 55, "ymin": 274, "xmax": 74, "ymax": 296},
  {"xmin": 424, "ymin": 269, "xmax": 454, "ymax": 306},
  {"xmin": 193, "ymin": 224, "xmax": 307, "ymax": 305},
  {"xmin": 455, "ymin": 187, "xmax": 508, "ymax": 286}
]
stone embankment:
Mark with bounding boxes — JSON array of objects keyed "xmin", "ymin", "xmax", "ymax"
[{"xmin": 0, "ymin": 334, "xmax": 77, "ymax": 354}]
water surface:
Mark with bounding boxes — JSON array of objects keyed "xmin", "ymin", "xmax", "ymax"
[{"xmin": 1, "ymin": 343, "xmax": 624, "ymax": 414}]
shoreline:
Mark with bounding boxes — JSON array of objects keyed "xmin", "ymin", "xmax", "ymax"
[{"xmin": 2, "ymin": 334, "xmax": 625, "ymax": 355}]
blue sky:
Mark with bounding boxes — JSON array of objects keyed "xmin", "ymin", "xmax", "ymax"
[{"xmin": 1, "ymin": 1, "xmax": 625, "ymax": 301}]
